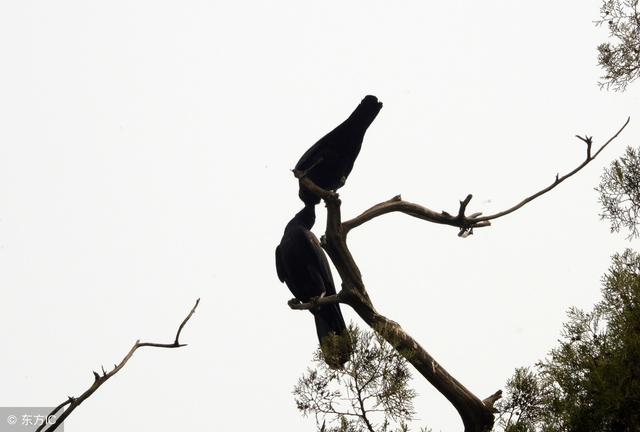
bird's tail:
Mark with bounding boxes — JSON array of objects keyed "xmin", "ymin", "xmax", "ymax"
[{"xmin": 314, "ymin": 304, "xmax": 353, "ymax": 369}]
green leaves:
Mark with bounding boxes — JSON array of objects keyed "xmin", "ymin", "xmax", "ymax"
[
  {"xmin": 496, "ymin": 250, "xmax": 640, "ymax": 431},
  {"xmin": 596, "ymin": 0, "xmax": 640, "ymax": 91},
  {"xmin": 293, "ymin": 324, "xmax": 425, "ymax": 432},
  {"xmin": 597, "ymin": 146, "xmax": 640, "ymax": 239}
]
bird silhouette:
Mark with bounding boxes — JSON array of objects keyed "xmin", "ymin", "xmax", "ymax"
[
  {"xmin": 295, "ymin": 95, "xmax": 383, "ymax": 205},
  {"xmin": 275, "ymin": 204, "xmax": 352, "ymax": 368}
]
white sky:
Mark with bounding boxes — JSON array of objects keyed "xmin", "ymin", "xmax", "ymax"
[{"xmin": 1, "ymin": 1, "xmax": 638, "ymax": 431}]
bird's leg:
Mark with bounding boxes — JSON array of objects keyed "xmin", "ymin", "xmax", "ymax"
[
  {"xmin": 309, "ymin": 291, "xmax": 326, "ymax": 308},
  {"xmin": 288, "ymin": 298, "xmax": 302, "ymax": 308}
]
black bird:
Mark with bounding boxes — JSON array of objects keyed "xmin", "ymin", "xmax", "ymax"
[
  {"xmin": 295, "ymin": 95, "xmax": 383, "ymax": 205},
  {"xmin": 275, "ymin": 204, "xmax": 352, "ymax": 368}
]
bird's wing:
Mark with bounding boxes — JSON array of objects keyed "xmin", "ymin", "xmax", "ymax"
[
  {"xmin": 303, "ymin": 230, "xmax": 337, "ymax": 296},
  {"xmin": 275, "ymin": 245, "xmax": 287, "ymax": 283},
  {"xmin": 294, "ymin": 137, "xmax": 325, "ymax": 171}
]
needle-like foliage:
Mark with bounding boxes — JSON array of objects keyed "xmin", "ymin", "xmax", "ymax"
[
  {"xmin": 496, "ymin": 251, "xmax": 640, "ymax": 431},
  {"xmin": 597, "ymin": 146, "xmax": 640, "ymax": 239},
  {"xmin": 293, "ymin": 324, "xmax": 430, "ymax": 432},
  {"xmin": 596, "ymin": 0, "xmax": 640, "ymax": 91}
]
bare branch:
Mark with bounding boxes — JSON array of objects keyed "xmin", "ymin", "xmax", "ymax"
[
  {"xmin": 292, "ymin": 119, "xmax": 629, "ymax": 430},
  {"xmin": 476, "ymin": 117, "xmax": 630, "ymax": 222},
  {"xmin": 297, "ymin": 176, "xmax": 500, "ymax": 432},
  {"xmin": 288, "ymin": 293, "xmax": 344, "ymax": 310},
  {"xmin": 36, "ymin": 298, "xmax": 200, "ymax": 432},
  {"xmin": 482, "ymin": 390, "xmax": 503, "ymax": 413},
  {"xmin": 343, "ymin": 194, "xmax": 491, "ymax": 236},
  {"xmin": 173, "ymin": 298, "xmax": 200, "ymax": 345},
  {"xmin": 294, "ymin": 170, "xmax": 339, "ymax": 201},
  {"xmin": 342, "ymin": 118, "xmax": 630, "ymax": 236}
]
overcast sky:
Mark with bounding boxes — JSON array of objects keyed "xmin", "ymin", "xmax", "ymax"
[{"xmin": 1, "ymin": 1, "xmax": 639, "ymax": 431}]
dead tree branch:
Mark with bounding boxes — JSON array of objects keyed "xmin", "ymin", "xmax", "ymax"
[
  {"xmin": 288, "ymin": 292, "xmax": 344, "ymax": 310},
  {"xmin": 291, "ymin": 119, "xmax": 630, "ymax": 432},
  {"xmin": 292, "ymin": 183, "xmax": 498, "ymax": 431},
  {"xmin": 36, "ymin": 298, "xmax": 200, "ymax": 432},
  {"xmin": 343, "ymin": 117, "xmax": 630, "ymax": 237},
  {"xmin": 482, "ymin": 390, "xmax": 504, "ymax": 413}
]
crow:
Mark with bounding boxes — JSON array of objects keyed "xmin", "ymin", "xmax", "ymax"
[
  {"xmin": 295, "ymin": 95, "xmax": 383, "ymax": 205},
  {"xmin": 275, "ymin": 204, "xmax": 352, "ymax": 368}
]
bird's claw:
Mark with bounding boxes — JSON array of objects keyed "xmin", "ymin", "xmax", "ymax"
[
  {"xmin": 288, "ymin": 298, "xmax": 302, "ymax": 308},
  {"xmin": 309, "ymin": 292, "xmax": 326, "ymax": 307}
]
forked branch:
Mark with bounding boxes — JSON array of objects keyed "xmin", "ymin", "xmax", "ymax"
[
  {"xmin": 343, "ymin": 117, "xmax": 630, "ymax": 236},
  {"xmin": 291, "ymin": 179, "xmax": 500, "ymax": 431},
  {"xmin": 36, "ymin": 298, "xmax": 200, "ymax": 432},
  {"xmin": 475, "ymin": 117, "xmax": 630, "ymax": 222},
  {"xmin": 290, "ymin": 119, "xmax": 630, "ymax": 431}
]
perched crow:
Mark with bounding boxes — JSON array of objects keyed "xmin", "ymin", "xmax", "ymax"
[
  {"xmin": 296, "ymin": 95, "xmax": 383, "ymax": 205},
  {"xmin": 275, "ymin": 204, "xmax": 352, "ymax": 368}
]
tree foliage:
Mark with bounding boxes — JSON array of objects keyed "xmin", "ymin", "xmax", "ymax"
[
  {"xmin": 494, "ymin": 367, "xmax": 549, "ymax": 432},
  {"xmin": 496, "ymin": 250, "xmax": 640, "ymax": 431},
  {"xmin": 596, "ymin": 0, "xmax": 640, "ymax": 91},
  {"xmin": 597, "ymin": 146, "xmax": 640, "ymax": 239},
  {"xmin": 293, "ymin": 325, "xmax": 430, "ymax": 432}
]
